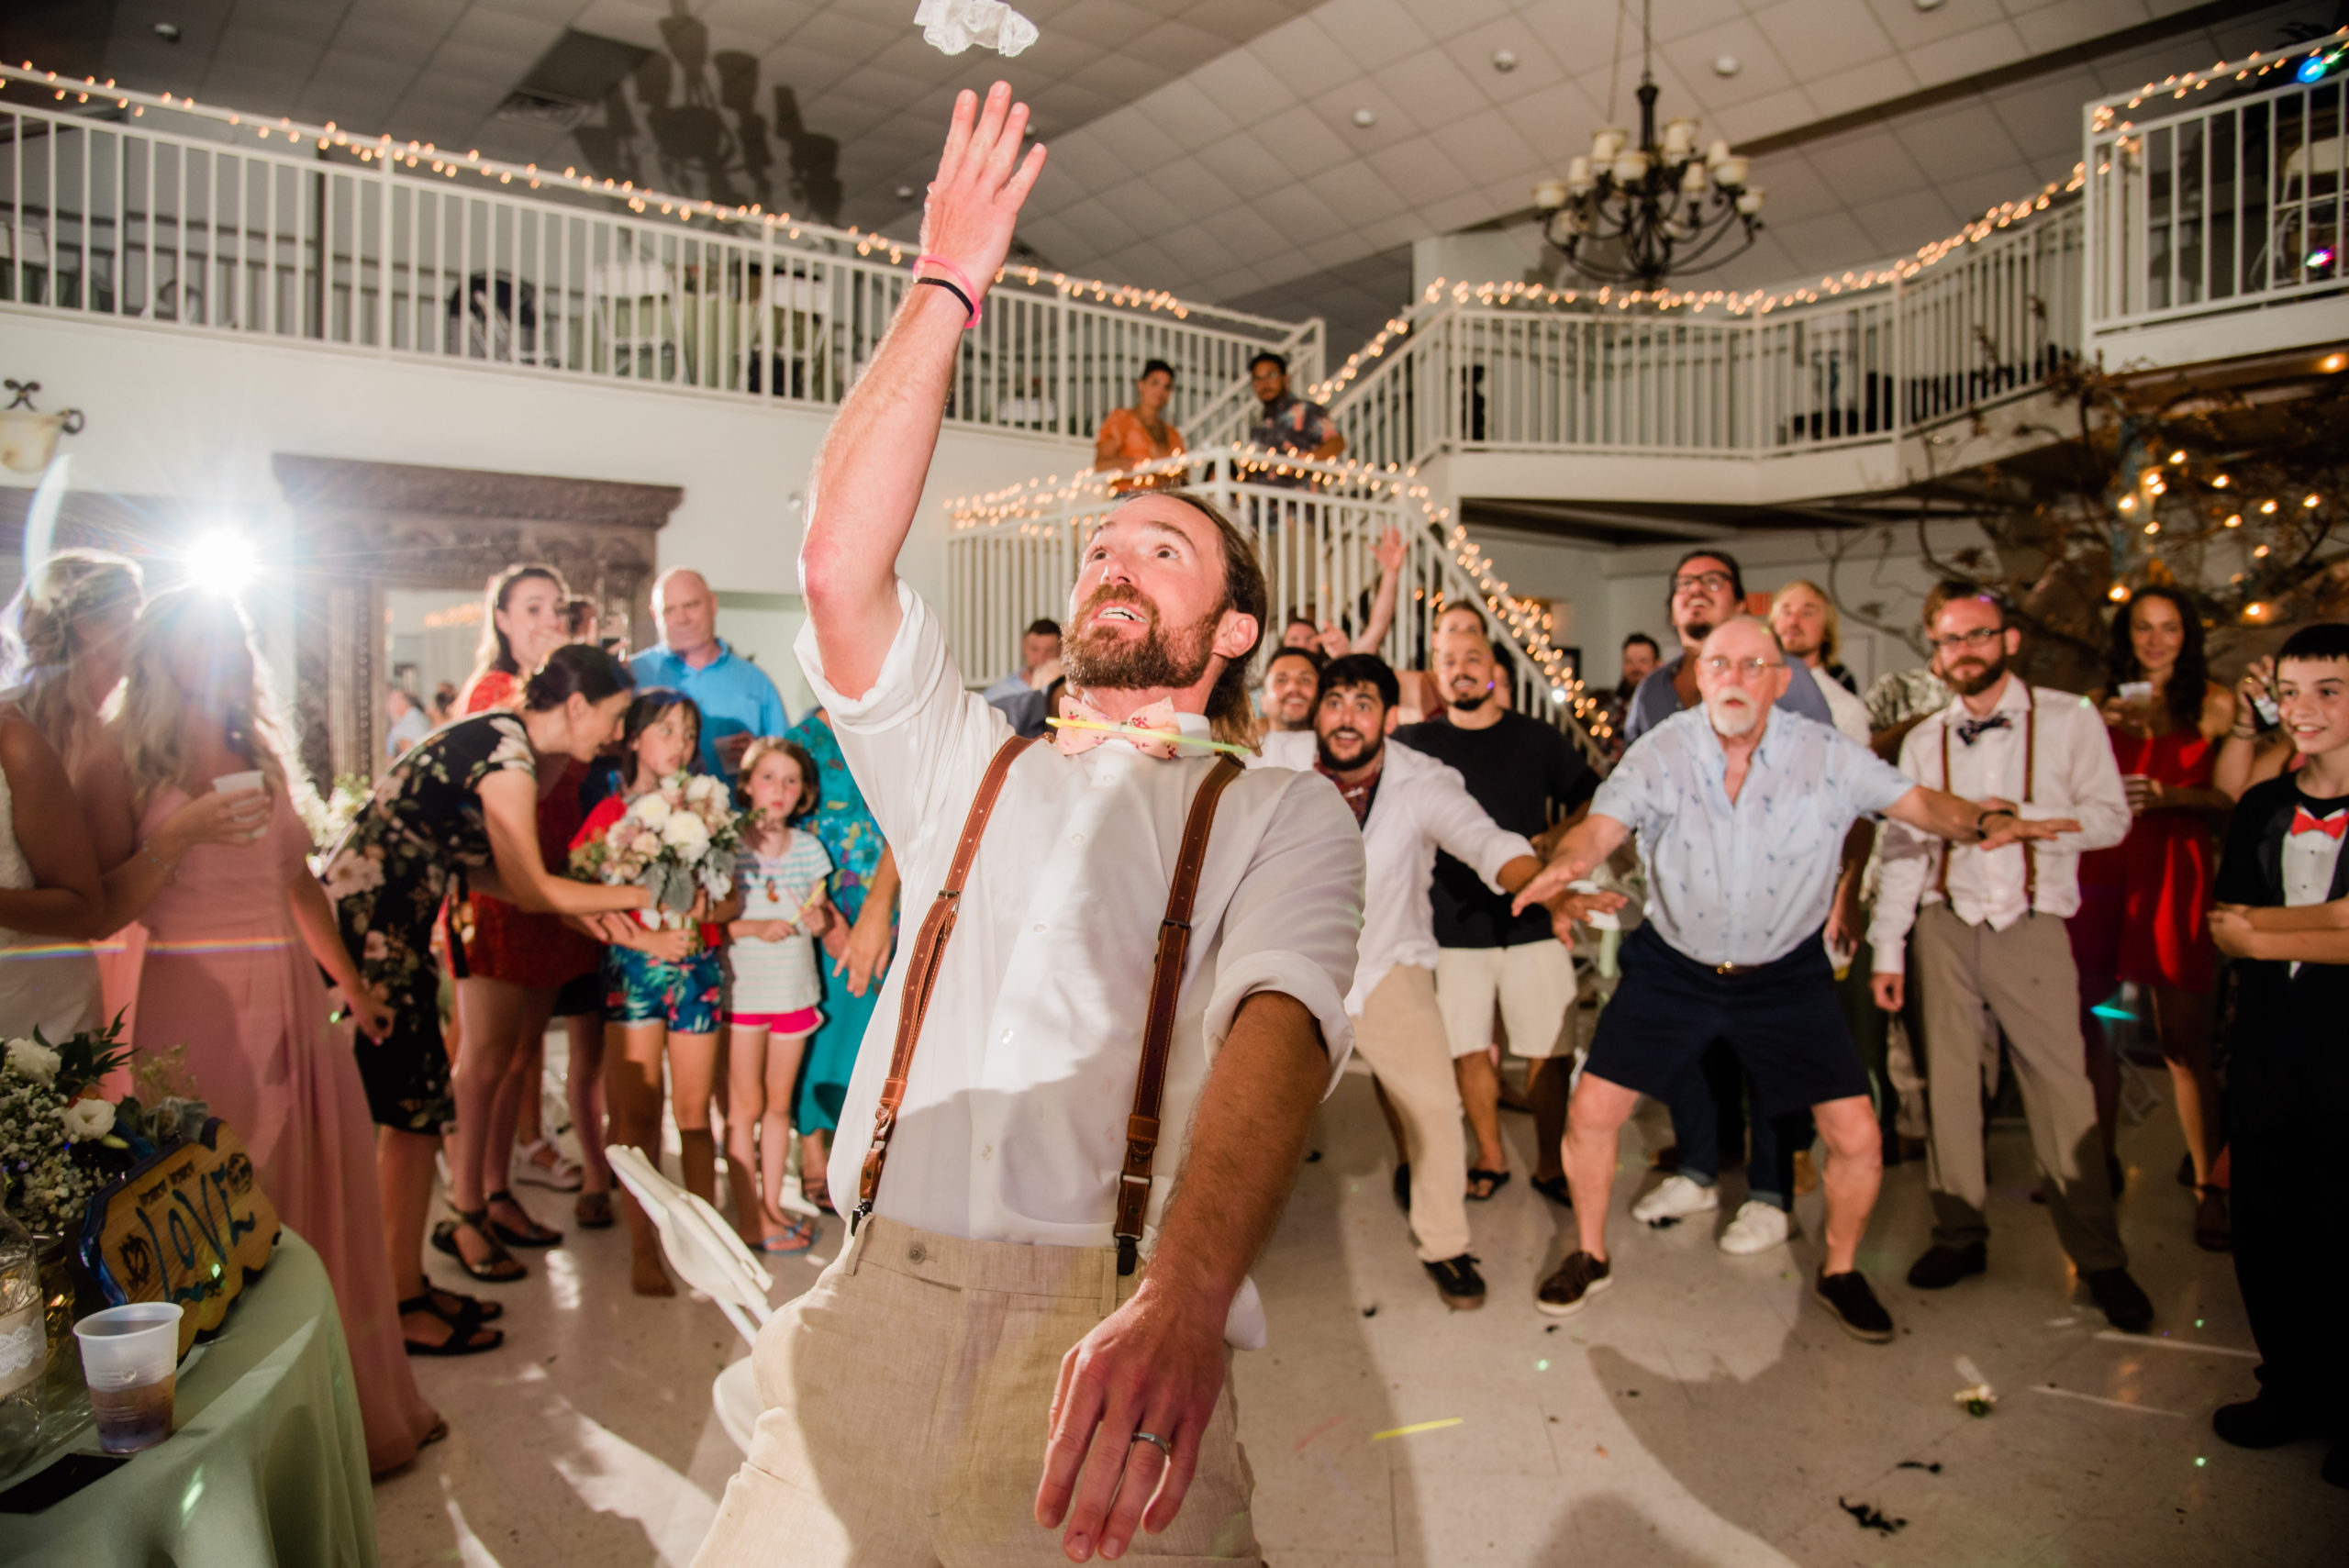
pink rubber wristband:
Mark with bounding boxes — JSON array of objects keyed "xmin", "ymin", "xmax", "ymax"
[{"xmin": 914, "ymin": 254, "xmax": 983, "ymax": 327}]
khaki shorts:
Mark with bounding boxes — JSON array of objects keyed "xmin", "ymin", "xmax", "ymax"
[{"xmin": 1435, "ymin": 941, "xmax": 1575, "ymax": 1061}]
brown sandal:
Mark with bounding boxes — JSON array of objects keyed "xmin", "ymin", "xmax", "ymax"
[
  {"xmin": 574, "ymin": 1188, "xmax": 615, "ymax": 1229},
  {"xmin": 2194, "ymin": 1185, "xmax": 2232, "ymax": 1252}
]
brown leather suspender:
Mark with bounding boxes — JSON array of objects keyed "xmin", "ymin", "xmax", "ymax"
[
  {"xmin": 851, "ymin": 736, "xmax": 1246, "ymax": 1279},
  {"xmin": 1938, "ymin": 686, "xmax": 2037, "ymax": 901}
]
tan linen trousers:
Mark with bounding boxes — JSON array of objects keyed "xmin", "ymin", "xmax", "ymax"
[
  {"xmin": 1353, "ymin": 964, "xmax": 1472, "ymax": 1262},
  {"xmin": 1909, "ymin": 905, "xmax": 2127, "ymax": 1273},
  {"xmin": 692, "ymin": 1217, "xmax": 1261, "ymax": 1568}
]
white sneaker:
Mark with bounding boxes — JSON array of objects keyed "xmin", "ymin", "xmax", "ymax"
[
  {"xmin": 1631, "ymin": 1173, "xmax": 1720, "ymax": 1225},
  {"xmin": 1717, "ymin": 1200, "xmax": 1791, "ymax": 1254}
]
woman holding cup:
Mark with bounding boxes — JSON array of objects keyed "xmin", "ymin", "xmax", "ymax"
[
  {"xmin": 2072, "ymin": 586, "xmax": 2237, "ymax": 1249},
  {"xmin": 83, "ymin": 587, "xmax": 445, "ymax": 1473}
]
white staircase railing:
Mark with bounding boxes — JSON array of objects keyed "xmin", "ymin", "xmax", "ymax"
[
  {"xmin": 2087, "ymin": 62, "xmax": 2345, "ymax": 331},
  {"xmin": 943, "ymin": 445, "xmax": 1609, "ymax": 764},
  {"xmin": 0, "ymin": 83, "xmax": 1302, "ymax": 444}
]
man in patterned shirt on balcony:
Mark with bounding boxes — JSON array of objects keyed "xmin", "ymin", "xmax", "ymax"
[{"xmin": 1246, "ymin": 351, "xmax": 1344, "ymax": 489}]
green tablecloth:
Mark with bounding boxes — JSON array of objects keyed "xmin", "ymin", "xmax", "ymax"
[{"xmin": 1, "ymin": 1229, "xmax": 376, "ymax": 1567}]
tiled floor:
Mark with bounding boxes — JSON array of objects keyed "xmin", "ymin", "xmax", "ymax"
[{"xmin": 375, "ymin": 1065, "xmax": 2348, "ymax": 1566}]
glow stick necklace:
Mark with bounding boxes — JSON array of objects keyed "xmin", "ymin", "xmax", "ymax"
[{"xmin": 1044, "ymin": 717, "xmax": 1251, "ymax": 756}]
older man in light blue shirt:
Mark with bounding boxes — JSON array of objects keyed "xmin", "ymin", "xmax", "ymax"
[
  {"xmin": 1508, "ymin": 617, "xmax": 2080, "ymax": 1343},
  {"xmin": 629, "ymin": 568, "xmax": 793, "ymax": 779}
]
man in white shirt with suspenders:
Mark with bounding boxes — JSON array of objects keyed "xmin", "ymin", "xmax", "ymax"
[
  {"xmin": 1868, "ymin": 584, "xmax": 2154, "ymax": 1331},
  {"xmin": 693, "ymin": 86, "xmax": 1366, "ymax": 1568}
]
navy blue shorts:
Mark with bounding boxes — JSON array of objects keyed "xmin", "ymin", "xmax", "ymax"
[{"xmin": 1584, "ymin": 925, "xmax": 1869, "ymax": 1118}]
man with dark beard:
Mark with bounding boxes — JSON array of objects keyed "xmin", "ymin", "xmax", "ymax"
[
  {"xmin": 1393, "ymin": 628, "xmax": 1596, "ymax": 1208},
  {"xmin": 694, "ymin": 84, "xmax": 1366, "ymax": 1568},
  {"xmin": 1621, "ymin": 549, "xmax": 1837, "ymax": 745},
  {"xmin": 1868, "ymin": 585, "xmax": 2152, "ymax": 1330},
  {"xmin": 1258, "ymin": 653, "xmax": 1548, "ymax": 1308},
  {"xmin": 1257, "ymin": 643, "xmax": 1324, "ymax": 736},
  {"xmin": 1513, "ymin": 618, "xmax": 2083, "ymax": 1340}
]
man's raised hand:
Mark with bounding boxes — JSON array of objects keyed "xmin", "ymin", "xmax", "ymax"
[{"xmin": 921, "ymin": 83, "xmax": 1048, "ymax": 312}]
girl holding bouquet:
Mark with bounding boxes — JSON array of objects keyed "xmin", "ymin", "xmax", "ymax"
[
  {"xmin": 569, "ymin": 690, "xmax": 743, "ymax": 1296},
  {"xmin": 723, "ymin": 738, "xmax": 833, "ymax": 1252}
]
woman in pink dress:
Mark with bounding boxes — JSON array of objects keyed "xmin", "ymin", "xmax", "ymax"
[{"xmin": 84, "ymin": 586, "xmax": 447, "ymax": 1473}]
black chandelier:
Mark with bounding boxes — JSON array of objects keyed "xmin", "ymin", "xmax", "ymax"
[{"xmin": 1531, "ymin": 0, "xmax": 1765, "ymax": 290}]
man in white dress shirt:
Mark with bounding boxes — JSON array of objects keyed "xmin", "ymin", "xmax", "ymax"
[
  {"xmin": 1260, "ymin": 653, "xmax": 1545, "ymax": 1309},
  {"xmin": 694, "ymin": 85, "xmax": 1365, "ymax": 1568},
  {"xmin": 1512, "ymin": 618, "xmax": 2080, "ymax": 1341},
  {"xmin": 1868, "ymin": 586, "xmax": 2154, "ymax": 1331}
]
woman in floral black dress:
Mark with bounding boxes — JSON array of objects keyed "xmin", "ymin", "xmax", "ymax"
[{"xmin": 321, "ymin": 644, "xmax": 648, "ymax": 1346}]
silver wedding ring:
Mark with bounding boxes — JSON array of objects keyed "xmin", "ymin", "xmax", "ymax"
[{"xmin": 1130, "ymin": 1430, "xmax": 1173, "ymax": 1460}]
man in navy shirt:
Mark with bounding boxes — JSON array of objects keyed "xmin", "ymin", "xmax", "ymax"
[{"xmin": 629, "ymin": 568, "xmax": 793, "ymax": 779}]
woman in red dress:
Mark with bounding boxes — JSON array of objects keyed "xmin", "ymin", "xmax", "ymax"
[
  {"xmin": 439, "ymin": 564, "xmax": 602, "ymax": 1280},
  {"xmin": 2071, "ymin": 586, "xmax": 2235, "ymax": 1249}
]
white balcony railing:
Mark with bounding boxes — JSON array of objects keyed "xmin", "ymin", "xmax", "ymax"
[
  {"xmin": 2087, "ymin": 63, "xmax": 2345, "ymax": 331},
  {"xmin": 0, "ymin": 86, "xmax": 1317, "ymax": 443},
  {"xmin": 945, "ymin": 446, "xmax": 1608, "ymax": 762}
]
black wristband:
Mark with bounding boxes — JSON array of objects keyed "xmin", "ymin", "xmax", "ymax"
[
  {"xmin": 916, "ymin": 273, "xmax": 974, "ymax": 324},
  {"xmin": 1976, "ymin": 806, "xmax": 2010, "ymax": 841}
]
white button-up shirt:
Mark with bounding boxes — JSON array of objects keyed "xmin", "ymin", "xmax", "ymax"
[
  {"xmin": 799, "ymin": 587, "xmax": 1364, "ymax": 1345},
  {"xmin": 1596, "ymin": 706, "xmax": 1916, "ymax": 967},
  {"xmin": 1256, "ymin": 730, "xmax": 1534, "ymax": 1013},
  {"xmin": 1869, "ymin": 676, "xmax": 2132, "ymax": 973}
]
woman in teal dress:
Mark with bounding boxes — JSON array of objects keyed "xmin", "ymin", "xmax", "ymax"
[{"xmin": 783, "ymin": 707, "xmax": 898, "ymax": 1209}]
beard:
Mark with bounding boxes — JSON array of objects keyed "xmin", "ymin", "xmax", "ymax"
[
  {"xmin": 1063, "ymin": 584, "xmax": 1218, "ymax": 692},
  {"xmin": 1946, "ymin": 647, "xmax": 2008, "ymax": 696},
  {"xmin": 1445, "ymin": 679, "xmax": 1493, "ymax": 711},
  {"xmin": 1705, "ymin": 691, "xmax": 1761, "ymax": 737},
  {"xmin": 1315, "ymin": 726, "xmax": 1383, "ymax": 772},
  {"xmin": 1678, "ymin": 617, "xmax": 1716, "ymax": 650}
]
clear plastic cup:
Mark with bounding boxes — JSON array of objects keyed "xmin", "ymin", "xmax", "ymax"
[
  {"xmin": 72, "ymin": 1302, "xmax": 182, "ymax": 1453},
  {"xmin": 212, "ymin": 771, "xmax": 268, "ymax": 842}
]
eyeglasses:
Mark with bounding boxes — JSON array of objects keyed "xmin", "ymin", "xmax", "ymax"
[
  {"xmin": 1701, "ymin": 656, "xmax": 1784, "ymax": 676},
  {"xmin": 1673, "ymin": 571, "xmax": 1734, "ymax": 595},
  {"xmin": 1929, "ymin": 627, "xmax": 2005, "ymax": 652}
]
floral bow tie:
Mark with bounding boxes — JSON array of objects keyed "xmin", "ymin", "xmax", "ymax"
[
  {"xmin": 1050, "ymin": 695, "xmax": 1187, "ymax": 758},
  {"xmin": 2289, "ymin": 806, "xmax": 2347, "ymax": 840}
]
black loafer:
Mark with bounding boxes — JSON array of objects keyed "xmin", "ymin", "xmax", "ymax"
[
  {"xmin": 1907, "ymin": 1240, "xmax": 1987, "ymax": 1290},
  {"xmin": 1814, "ymin": 1268, "xmax": 1895, "ymax": 1342},
  {"xmin": 1424, "ymin": 1253, "xmax": 1486, "ymax": 1310},
  {"xmin": 2213, "ymin": 1393, "xmax": 2327, "ymax": 1450},
  {"xmin": 2087, "ymin": 1267, "xmax": 2154, "ymax": 1332},
  {"xmin": 1536, "ymin": 1251, "xmax": 1611, "ymax": 1317},
  {"xmin": 1391, "ymin": 1162, "xmax": 1411, "ymax": 1214}
]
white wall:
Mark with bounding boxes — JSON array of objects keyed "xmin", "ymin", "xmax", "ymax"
[{"xmin": 0, "ymin": 310, "xmax": 1089, "ymax": 667}]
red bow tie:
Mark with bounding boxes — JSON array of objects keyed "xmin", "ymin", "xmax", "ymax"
[{"xmin": 2289, "ymin": 806, "xmax": 2346, "ymax": 840}]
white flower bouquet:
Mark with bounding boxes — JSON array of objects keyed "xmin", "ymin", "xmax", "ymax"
[
  {"xmin": 570, "ymin": 772, "xmax": 743, "ymax": 931},
  {"xmin": 0, "ymin": 1018, "xmax": 200, "ymax": 1238}
]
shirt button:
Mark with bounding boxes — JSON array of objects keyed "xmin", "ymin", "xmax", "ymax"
[
  {"xmin": 1001, "ymin": 1029, "xmax": 1013, "ymax": 1043},
  {"xmin": 1071, "ymin": 832, "xmax": 1085, "ymax": 844},
  {"xmin": 981, "ymin": 1144, "xmax": 993, "ymax": 1160},
  {"xmin": 1033, "ymin": 923, "xmax": 1046, "ymax": 933},
  {"xmin": 907, "ymin": 1244, "xmax": 926, "ymax": 1263}
]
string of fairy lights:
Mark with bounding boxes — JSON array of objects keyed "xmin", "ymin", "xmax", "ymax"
[
  {"xmin": 0, "ymin": 60, "xmax": 1270, "ymax": 326},
  {"xmin": 944, "ymin": 445, "xmax": 1609, "ymax": 734},
  {"xmin": 2108, "ymin": 428, "xmax": 2340, "ymax": 624},
  {"xmin": 1308, "ymin": 29, "xmax": 2349, "ymax": 405}
]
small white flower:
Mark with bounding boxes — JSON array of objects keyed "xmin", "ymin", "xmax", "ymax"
[
  {"xmin": 322, "ymin": 848, "xmax": 386, "ymax": 901},
  {"xmin": 606, "ymin": 820, "xmax": 634, "ymax": 849},
  {"xmin": 6, "ymin": 1039, "xmax": 59, "ymax": 1085},
  {"xmin": 684, "ymin": 774, "xmax": 723, "ymax": 805},
  {"xmin": 631, "ymin": 831, "xmax": 662, "ymax": 859},
  {"xmin": 631, "ymin": 794, "xmax": 674, "ymax": 829},
  {"xmin": 362, "ymin": 931, "xmax": 389, "ymax": 962},
  {"xmin": 662, "ymin": 811, "xmax": 710, "ymax": 862},
  {"xmin": 60, "ymin": 1097, "xmax": 116, "ymax": 1141}
]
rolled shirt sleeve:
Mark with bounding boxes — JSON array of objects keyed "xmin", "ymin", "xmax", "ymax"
[{"xmin": 1200, "ymin": 775, "xmax": 1365, "ymax": 1095}]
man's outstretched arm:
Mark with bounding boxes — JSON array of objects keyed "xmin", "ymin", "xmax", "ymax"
[
  {"xmin": 799, "ymin": 83, "xmax": 1045, "ymax": 700},
  {"xmin": 1035, "ymin": 991, "xmax": 1326, "ymax": 1562}
]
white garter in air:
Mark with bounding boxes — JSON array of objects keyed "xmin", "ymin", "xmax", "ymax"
[{"xmin": 915, "ymin": 0, "xmax": 1038, "ymax": 58}]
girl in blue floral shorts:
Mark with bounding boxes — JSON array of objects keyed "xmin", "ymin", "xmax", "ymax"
[{"xmin": 569, "ymin": 690, "xmax": 742, "ymax": 1296}]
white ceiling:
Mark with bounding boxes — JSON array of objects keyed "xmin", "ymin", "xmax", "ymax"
[{"xmin": 18, "ymin": 0, "xmax": 2341, "ymax": 350}]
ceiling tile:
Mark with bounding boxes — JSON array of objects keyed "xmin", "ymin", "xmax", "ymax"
[
  {"xmin": 1254, "ymin": 102, "xmax": 1357, "ymax": 180},
  {"xmin": 1766, "ymin": 208, "xmax": 1876, "ymax": 272},
  {"xmin": 1193, "ymin": 132, "xmax": 1293, "ymax": 201},
  {"xmin": 1305, "ymin": 160, "xmax": 1407, "ymax": 222},
  {"xmin": 1201, "ymin": 202, "xmax": 1292, "ymax": 257},
  {"xmin": 1128, "ymin": 19, "xmax": 1230, "ymax": 77},
  {"xmin": 1801, "ymin": 56, "xmax": 1918, "ymax": 121},
  {"xmin": 1893, "ymin": 101, "xmax": 2027, "ymax": 183},
  {"xmin": 1935, "ymin": 162, "xmax": 2038, "ymax": 220},
  {"xmin": 445, "ymin": 6, "xmax": 564, "ymax": 57},
  {"xmin": 1648, "ymin": 0, "xmax": 1752, "ymax": 42},
  {"xmin": 1430, "ymin": 107, "xmax": 1545, "ymax": 185},
  {"xmin": 1735, "ymin": 149, "xmax": 1834, "ymax": 216},
  {"xmin": 1438, "ymin": 20, "xmax": 1566, "ymax": 110},
  {"xmin": 1151, "ymin": 153, "xmax": 1244, "ymax": 216},
  {"xmin": 1057, "ymin": 193, "xmax": 1146, "ymax": 252},
  {"xmin": 566, "ymin": 0, "xmax": 670, "ymax": 50},
  {"xmin": 2012, "ymin": 0, "xmax": 2149, "ymax": 57},
  {"xmin": 1497, "ymin": 80, "xmax": 1604, "ymax": 161},
  {"xmin": 1364, "ymin": 139, "xmax": 1471, "ymax": 206},
  {"xmin": 1392, "ymin": 0, "xmax": 1518, "ymax": 45},
  {"xmin": 1305, "ymin": 81, "xmax": 1422, "ymax": 150},
  {"xmin": 1250, "ymin": 183, "xmax": 1350, "ymax": 246},
  {"xmin": 231, "ymin": 0, "xmax": 345, "ymax": 49},
  {"xmin": 1853, "ymin": 0, "xmax": 1991, "ymax": 51},
  {"xmin": 1134, "ymin": 79, "xmax": 1243, "ymax": 147},
  {"xmin": 778, "ymin": 9, "xmax": 899, "ymax": 63},
  {"xmin": 1749, "ymin": 0, "xmax": 1898, "ymax": 80},
  {"xmin": 1049, "ymin": 0, "xmax": 1164, "ymax": 52},
  {"xmin": 1899, "ymin": 19, "xmax": 2031, "ymax": 88},
  {"xmin": 1983, "ymin": 65, "xmax": 2100, "ymax": 152},
  {"xmin": 1083, "ymin": 105, "xmax": 1173, "ymax": 172},
  {"xmin": 1094, "ymin": 176, "xmax": 1183, "ymax": 238},
  {"xmin": 209, "ymin": 29, "xmax": 328, "ymax": 79},
  {"xmin": 1311, "ymin": 0, "xmax": 1437, "ymax": 74},
  {"xmin": 1659, "ymin": 18, "xmax": 1797, "ymax": 113},
  {"xmin": 1030, "ymin": 133, "xmax": 1135, "ymax": 192},
  {"xmin": 474, "ymin": 0, "xmax": 594, "ymax": 22},
  {"xmin": 1849, "ymin": 187, "xmax": 1962, "ymax": 254},
  {"xmin": 1247, "ymin": 17, "xmax": 1364, "ymax": 103},
  {"xmin": 1709, "ymin": 84, "xmax": 1818, "ymax": 145},
  {"xmin": 1806, "ymin": 133, "xmax": 1929, "ymax": 206},
  {"xmin": 1015, "ymin": 211, "xmax": 1086, "ymax": 260},
  {"xmin": 1186, "ymin": 48, "xmax": 1300, "ymax": 131},
  {"xmin": 1367, "ymin": 50, "xmax": 1490, "ymax": 132},
  {"xmin": 696, "ymin": 0, "xmax": 818, "ymax": 47}
]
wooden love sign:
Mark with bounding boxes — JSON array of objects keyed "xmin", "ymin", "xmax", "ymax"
[{"xmin": 76, "ymin": 1118, "xmax": 281, "ymax": 1360}]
